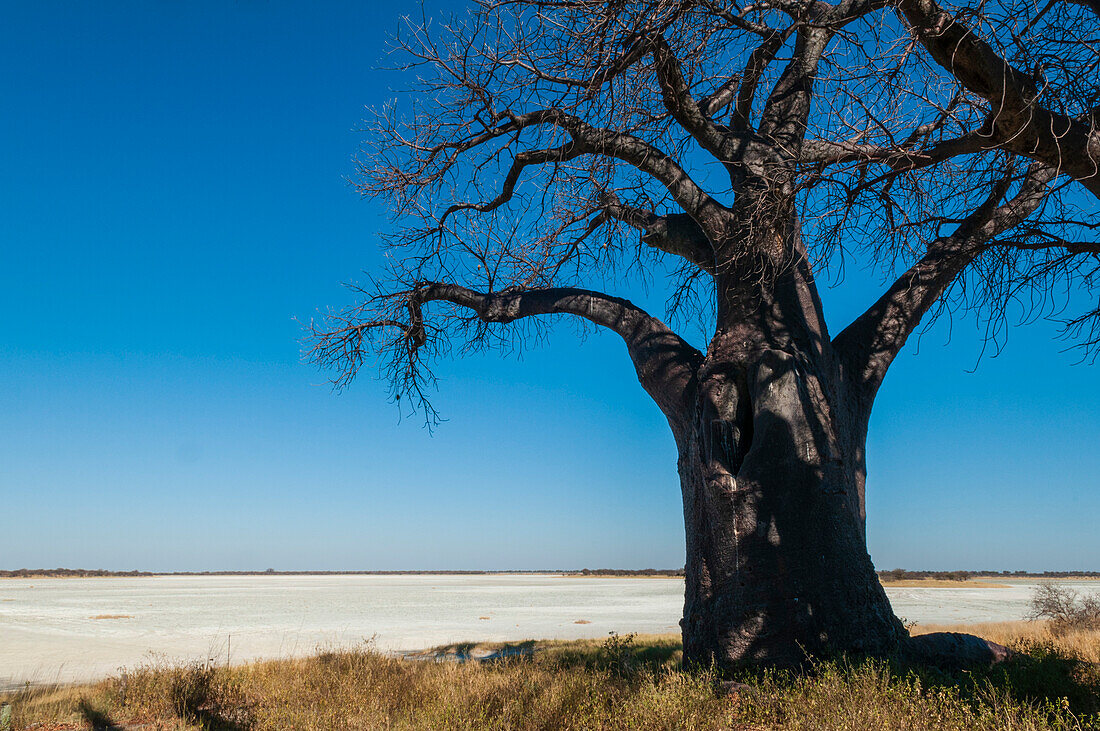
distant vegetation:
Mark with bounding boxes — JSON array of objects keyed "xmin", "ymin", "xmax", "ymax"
[
  {"xmin": 3, "ymin": 567, "xmax": 1098, "ymax": 580},
  {"xmin": 1029, "ymin": 582, "xmax": 1100, "ymax": 634},
  {"xmin": 573, "ymin": 568, "xmax": 686, "ymax": 577},
  {"xmin": 3, "ymin": 623, "xmax": 1098, "ymax": 730},
  {"xmin": 878, "ymin": 569, "xmax": 974, "ymax": 582},
  {"xmin": 878, "ymin": 569, "xmax": 1100, "ymax": 582},
  {"xmin": 0, "ymin": 568, "xmax": 154, "ymax": 578}
]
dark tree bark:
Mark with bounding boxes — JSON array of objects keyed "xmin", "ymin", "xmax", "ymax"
[
  {"xmin": 676, "ymin": 307, "xmax": 908, "ymax": 665},
  {"xmin": 311, "ymin": 0, "xmax": 1098, "ymax": 669},
  {"xmin": 673, "ymin": 166, "xmax": 1053, "ymax": 666}
]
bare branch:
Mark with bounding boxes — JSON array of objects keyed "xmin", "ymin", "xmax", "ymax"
[
  {"xmin": 599, "ymin": 192, "xmax": 717, "ymax": 269},
  {"xmin": 758, "ymin": 25, "xmax": 833, "ymax": 153},
  {"xmin": 833, "ymin": 163, "xmax": 1058, "ymax": 411},
  {"xmin": 651, "ymin": 34, "xmax": 743, "ymax": 171},
  {"xmin": 438, "ymin": 142, "xmax": 587, "ymax": 224},
  {"xmin": 311, "ymin": 282, "xmax": 703, "ymax": 425},
  {"xmin": 799, "ymin": 130, "xmax": 984, "ymax": 170},
  {"xmin": 896, "ymin": 0, "xmax": 1100, "ymax": 197},
  {"xmin": 397, "ymin": 105, "xmax": 733, "ymax": 253}
]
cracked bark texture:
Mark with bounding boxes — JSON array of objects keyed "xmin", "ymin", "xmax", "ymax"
[{"xmin": 677, "ymin": 335, "xmax": 905, "ymax": 665}]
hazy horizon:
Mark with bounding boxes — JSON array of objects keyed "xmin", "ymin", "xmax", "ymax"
[
  {"xmin": 3, "ymin": 0, "xmax": 1098, "ymax": 572},
  {"xmin": 5, "ymin": 566, "xmax": 1100, "ymax": 575}
]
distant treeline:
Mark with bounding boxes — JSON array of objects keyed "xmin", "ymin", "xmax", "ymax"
[
  {"xmin": 878, "ymin": 569, "xmax": 1100, "ymax": 581},
  {"xmin": 573, "ymin": 568, "xmax": 686, "ymax": 576},
  {"xmin": 0, "ymin": 568, "xmax": 568, "ymax": 577},
  {"xmin": 163, "ymin": 570, "xmax": 523, "ymax": 576},
  {"xmin": 0, "ymin": 568, "xmax": 155, "ymax": 578},
  {"xmin": 576, "ymin": 568, "xmax": 1100, "ymax": 579},
  {"xmin": 3, "ymin": 567, "xmax": 1097, "ymax": 579}
]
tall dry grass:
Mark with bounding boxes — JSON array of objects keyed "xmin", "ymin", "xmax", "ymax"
[{"xmin": 2, "ymin": 624, "xmax": 1098, "ymax": 730}]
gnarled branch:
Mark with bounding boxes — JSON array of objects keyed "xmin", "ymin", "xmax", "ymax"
[
  {"xmin": 896, "ymin": 0, "xmax": 1100, "ymax": 197},
  {"xmin": 651, "ymin": 34, "xmax": 744, "ymax": 175},
  {"xmin": 424, "ymin": 107, "xmax": 732, "ymax": 253},
  {"xmin": 311, "ymin": 283, "xmax": 703, "ymax": 427},
  {"xmin": 599, "ymin": 192, "xmax": 717, "ymax": 270}
]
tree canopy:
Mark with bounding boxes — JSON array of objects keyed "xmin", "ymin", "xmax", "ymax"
[{"xmin": 311, "ymin": 0, "xmax": 1099, "ymax": 412}]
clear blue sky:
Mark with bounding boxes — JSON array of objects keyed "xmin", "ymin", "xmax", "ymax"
[{"xmin": 2, "ymin": 1, "xmax": 1097, "ymax": 572}]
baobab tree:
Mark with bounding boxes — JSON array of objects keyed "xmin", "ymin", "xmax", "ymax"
[{"xmin": 311, "ymin": 0, "xmax": 1100, "ymax": 667}]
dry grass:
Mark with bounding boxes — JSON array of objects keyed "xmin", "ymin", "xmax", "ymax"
[{"xmin": 2, "ymin": 625, "xmax": 1098, "ymax": 730}]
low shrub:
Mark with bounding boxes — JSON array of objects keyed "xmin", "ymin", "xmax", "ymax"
[{"xmin": 1029, "ymin": 583, "xmax": 1100, "ymax": 634}]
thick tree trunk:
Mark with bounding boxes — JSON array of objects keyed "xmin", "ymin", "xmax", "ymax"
[{"xmin": 676, "ymin": 337, "xmax": 905, "ymax": 668}]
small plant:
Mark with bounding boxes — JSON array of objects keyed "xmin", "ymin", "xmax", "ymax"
[
  {"xmin": 1028, "ymin": 582, "xmax": 1100, "ymax": 634},
  {"xmin": 601, "ymin": 632, "xmax": 638, "ymax": 676}
]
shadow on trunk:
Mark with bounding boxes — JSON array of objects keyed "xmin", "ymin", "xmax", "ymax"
[{"xmin": 680, "ymin": 341, "xmax": 905, "ymax": 669}]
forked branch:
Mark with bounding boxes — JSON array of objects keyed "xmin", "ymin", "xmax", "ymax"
[
  {"xmin": 419, "ymin": 107, "xmax": 733, "ymax": 255},
  {"xmin": 833, "ymin": 163, "xmax": 1058, "ymax": 412}
]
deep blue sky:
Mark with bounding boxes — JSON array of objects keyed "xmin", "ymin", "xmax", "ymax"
[{"xmin": 2, "ymin": 1, "xmax": 1097, "ymax": 572}]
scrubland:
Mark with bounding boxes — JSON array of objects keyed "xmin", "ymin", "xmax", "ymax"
[{"xmin": 3, "ymin": 621, "xmax": 1098, "ymax": 730}]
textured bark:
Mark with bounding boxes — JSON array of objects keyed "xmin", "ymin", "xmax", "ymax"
[{"xmin": 677, "ymin": 403, "xmax": 906, "ymax": 665}]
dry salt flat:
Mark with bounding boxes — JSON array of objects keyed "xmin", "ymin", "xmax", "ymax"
[{"xmin": 1, "ymin": 574, "xmax": 1091, "ymax": 690}]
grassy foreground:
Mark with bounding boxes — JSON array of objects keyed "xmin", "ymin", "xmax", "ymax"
[{"xmin": 3, "ymin": 623, "xmax": 1099, "ymax": 730}]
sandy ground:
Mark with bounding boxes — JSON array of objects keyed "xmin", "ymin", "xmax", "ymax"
[{"xmin": 2, "ymin": 574, "xmax": 1097, "ymax": 690}]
